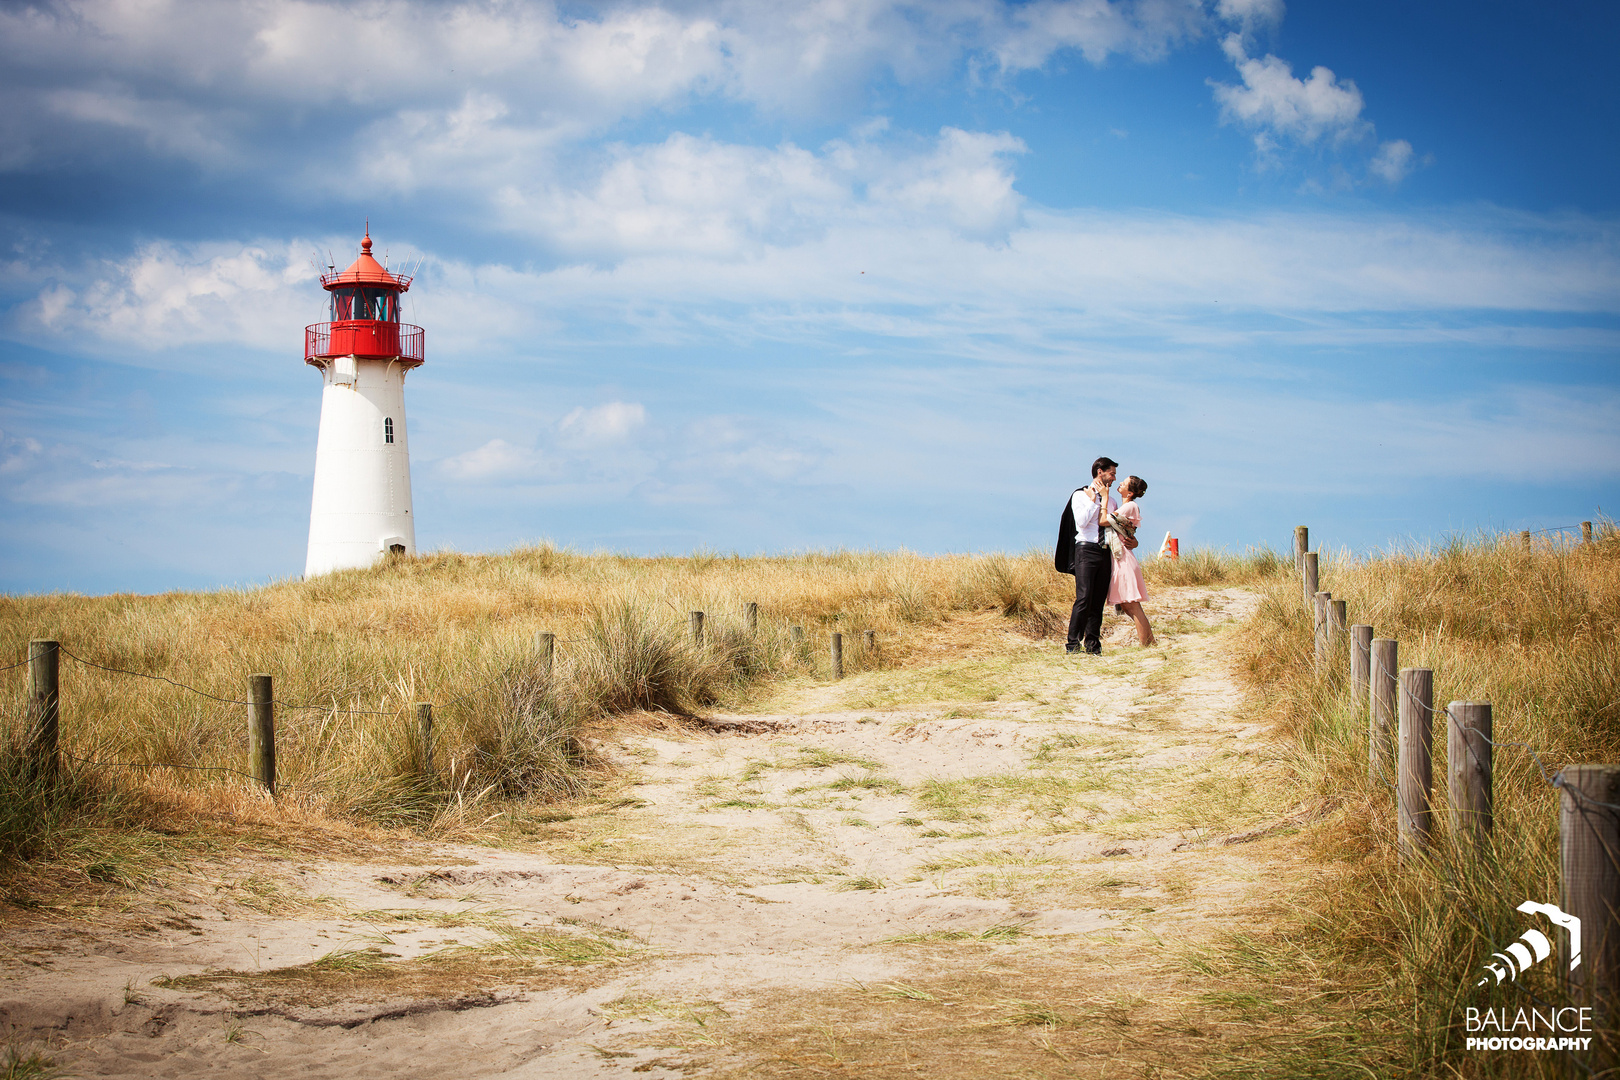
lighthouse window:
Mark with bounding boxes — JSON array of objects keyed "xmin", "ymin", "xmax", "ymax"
[
  {"xmin": 384, "ymin": 417, "xmax": 394, "ymax": 444},
  {"xmin": 330, "ymin": 287, "xmax": 399, "ymax": 322}
]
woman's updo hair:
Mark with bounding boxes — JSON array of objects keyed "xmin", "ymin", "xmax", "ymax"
[{"xmin": 1124, "ymin": 475, "xmax": 1147, "ymax": 497}]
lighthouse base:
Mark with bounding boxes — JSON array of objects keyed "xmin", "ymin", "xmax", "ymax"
[{"xmin": 304, "ymin": 533, "xmax": 415, "ymax": 577}]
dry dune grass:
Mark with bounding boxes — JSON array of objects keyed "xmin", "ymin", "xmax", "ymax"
[
  {"xmin": 1145, "ymin": 545, "xmax": 1286, "ymax": 588},
  {"xmin": 1225, "ymin": 527, "xmax": 1620, "ymax": 1077},
  {"xmin": 0, "ymin": 546, "xmax": 1078, "ymax": 894}
]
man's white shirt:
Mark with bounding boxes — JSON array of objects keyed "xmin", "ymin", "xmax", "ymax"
[{"xmin": 1070, "ymin": 487, "xmax": 1120, "ymax": 544}]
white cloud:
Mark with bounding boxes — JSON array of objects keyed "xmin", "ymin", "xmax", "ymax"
[
  {"xmin": 10, "ymin": 240, "xmax": 321, "ymax": 354},
  {"xmin": 423, "ymin": 406, "xmax": 827, "ymax": 498},
  {"xmin": 0, "ymin": 0, "xmax": 1225, "ymax": 179},
  {"xmin": 867, "ymin": 128, "xmax": 1027, "ymax": 241},
  {"xmin": 0, "ymin": 1, "xmax": 724, "ymax": 172},
  {"xmin": 0, "ymin": 440, "xmax": 231, "ymax": 509},
  {"xmin": 0, "ymin": 428, "xmax": 43, "ymax": 476},
  {"xmin": 11, "ymin": 207, "xmax": 1620, "ymax": 371},
  {"xmin": 351, "ymin": 92, "xmax": 568, "ymax": 196},
  {"xmin": 1370, "ymin": 138, "xmax": 1416, "ymax": 184},
  {"xmin": 495, "ymin": 125, "xmax": 1026, "ymax": 257},
  {"xmin": 1212, "ymin": 35, "xmax": 1370, "ymax": 151},
  {"xmin": 1214, "ymin": 0, "xmax": 1284, "ymax": 32},
  {"xmin": 676, "ymin": 416, "xmax": 821, "ymax": 484},
  {"xmin": 523, "ymin": 207, "xmax": 1620, "ymax": 321},
  {"xmin": 559, "ymin": 402, "xmax": 648, "ymax": 443},
  {"xmin": 0, "ymin": 0, "xmax": 1412, "ymax": 206},
  {"xmin": 1208, "ymin": 32, "xmax": 1421, "ymax": 182},
  {"xmin": 506, "ymin": 134, "xmax": 849, "ymax": 258},
  {"xmin": 439, "ymin": 438, "xmax": 549, "ymax": 481},
  {"xmin": 989, "ymin": 0, "xmax": 1206, "ymax": 70}
]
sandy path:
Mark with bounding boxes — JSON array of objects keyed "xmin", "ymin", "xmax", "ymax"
[{"xmin": 1, "ymin": 586, "xmax": 1310, "ymax": 1078}]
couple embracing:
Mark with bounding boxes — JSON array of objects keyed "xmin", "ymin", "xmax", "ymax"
[{"xmin": 1053, "ymin": 456, "xmax": 1155, "ymax": 655}]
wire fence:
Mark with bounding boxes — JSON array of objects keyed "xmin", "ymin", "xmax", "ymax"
[
  {"xmin": 1390, "ymin": 677, "xmax": 1620, "ymax": 815},
  {"xmin": 60, "ymin": 749, "xmax": 264, "ymax": 785},
  {"xmin": 2, "ymin": 637, "xmax": 574, "ymax": 790},
  {"xmin": 3, "ymin": 617, "xmax": 760, "ymax": 790},
  {"xmin": 40, "ymin": 644, "xmax": 547, "ymax": 715},
  {"xmin": 1313, "ymin": 558, "xmax": 1617, "ymax": 1073},
  {"xmin": 57, "ymin": 646, "xmax": 253, "ymax": 705}
]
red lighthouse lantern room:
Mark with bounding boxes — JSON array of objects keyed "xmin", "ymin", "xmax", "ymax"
[{"xmin": 305, "ymin": 231, "xmax": 424, "ymax": 367}]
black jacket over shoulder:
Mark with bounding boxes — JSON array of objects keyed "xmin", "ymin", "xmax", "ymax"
[{"xmin": 1054, "ymin": 488, "xmax": 1084, "ymax": 575}]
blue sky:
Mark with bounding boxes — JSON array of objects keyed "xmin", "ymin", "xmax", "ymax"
[{"xmin": 2, "ymin": 0, "xmax": 1617, "ymax": 594}]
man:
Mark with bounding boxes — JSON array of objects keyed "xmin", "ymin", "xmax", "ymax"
[{"xmin": 1055, "ymin": 456, "xmax": 1137, "ymax": 655}]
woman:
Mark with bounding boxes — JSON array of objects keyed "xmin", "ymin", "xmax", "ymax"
[{"xmin": 1106, "ymin": 476, "xmax": 1155, "ymax": 646}]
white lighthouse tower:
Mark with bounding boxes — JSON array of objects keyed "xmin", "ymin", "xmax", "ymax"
[{"xmin": 303, "ymin": 229, "xmax": 424, "ymax": 576}]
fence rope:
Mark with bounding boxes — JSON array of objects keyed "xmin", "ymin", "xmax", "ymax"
[
  {"xmin": 43, "ymin": 644, "xmax": 555, "ymax": 717},
  {"xmin": 60, "ymin": 749, "xmax": 264, "ymax": 784},
  {"xmin": 1353, "ymin": 622, "xmax": 1620, "ymax": 920},
  {"xmin": 438, "ymin": 662, "xmax": 523, "ymax": 708},
  {"xmin": 57, "ymin": 646, "xmax": 251, "ymax": 705},
  {"xmin": 274, "ymin": 699, "xmax": 402, "ymax": 716},
  {"xmin": 18, "ymin": 623, "xmax": 724, "ymax": 792},
  {"xmin": 1353, "ymin": 616, "xmax": 1616, "ymax": 1069},
  {"xmin": 1391, "ymin": 677, "xmax": 1620, "ymax": 814}
]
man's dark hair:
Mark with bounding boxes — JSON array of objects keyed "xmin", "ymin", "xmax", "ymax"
[
  {"xmin": 1091, "ymin": 456, "xmax": 1119, "ymax": 478},
  {"xmin": 1124, "ymin": 475, "xmax": 1147, "ymax": 497}
]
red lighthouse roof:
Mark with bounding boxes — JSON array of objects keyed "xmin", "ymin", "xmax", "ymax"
[{"xmin": 320, "ymin": 229, "xmax": 413, "ymax": 291}]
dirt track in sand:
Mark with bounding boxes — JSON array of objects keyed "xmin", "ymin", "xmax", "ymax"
[{"xmin": 1, "ymin": 586, "xmax": 1315, "ymax": 1078}]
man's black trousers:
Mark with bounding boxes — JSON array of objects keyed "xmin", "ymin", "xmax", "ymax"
[{"xmin": 1067, "ymin": 541, "xmax": 1113, "ymax": 654}]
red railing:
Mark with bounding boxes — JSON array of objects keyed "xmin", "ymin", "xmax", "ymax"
[{"xmin": 305, "ymin": 322, "xmax": 424, "ymax": 366}]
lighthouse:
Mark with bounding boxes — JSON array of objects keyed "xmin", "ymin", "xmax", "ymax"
[{"xmin": 302, "ymin": 230, "xmax": 424, "ymax": 576}]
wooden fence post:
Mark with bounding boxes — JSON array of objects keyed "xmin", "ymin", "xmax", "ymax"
[
  {"xmin": 1446, "ymin": 701, "xmax": 1492, "ymax": 845},
  {"xmin": 830, "ymin": 633, "xmax": 844, "ymax": 680},
  {"xmin": 1313, "ymin": 591, "xmax": 1331, "ymax": 672},
  {"xmin": 417, "ymin": 702, "xmax": 434, "ymax": 777},
  {"xmin": 690, "ymin": 611, "xmax": 704, "ymax": 648},
  {"xmin": 1520, "ymin": 529, "xmax": 1531, "ymax": 552},
  {"xmin": 1329, "ymin": 600, "xmax": 1347, "ymax": 655},
  {"xmin": 746, "ymin": 602, "xmax": 758, "ymax": 635},
  {"xmin": 1397, "ymin": 667, "xmax": 1434, "ymax": 863},
  {"xmin": 26, "ymin": 640, "xmax": 60, "ymax": 781},
  {"xmin": 863, "ymin": 630, "xmax": 875, "ymax": 654},
  {"xmin": 1302, "ymin": 552, "xmax": 1319, "ymax": 609},
  {"xmin": 1294, "ymin": 526, "xmax": 1308, "ymax": 576},
  {"xmin": 1350, "ymin": 625, "xmax": 1373, "ymax": 713},
  {"xmin": 1559, "ymin": 764, "xmax": 1620, "ymax": 1025},
  {"xmin": 248, "ymin": 673, "xmax": 275, "ymax": 796},
  {"xmin": 1582, "ymin": 521, "xmax": 1594, "ymax": 545},
  {"xmin": 1370, "ymin": 638, "xmax": 1398, "ymax": 784},
  {"xmin": 536, "ymin": 632, "xmax": 555, "ymax": 677}
]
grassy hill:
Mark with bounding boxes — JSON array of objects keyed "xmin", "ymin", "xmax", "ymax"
[{"xmin": 1, "ymin": 548, "xmax": 1112, "ymax": 882}]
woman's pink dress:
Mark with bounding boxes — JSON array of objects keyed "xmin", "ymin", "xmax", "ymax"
[{"xmin": 1107, "ymin": 501, "xmax": 1148, "ymax": 605}]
